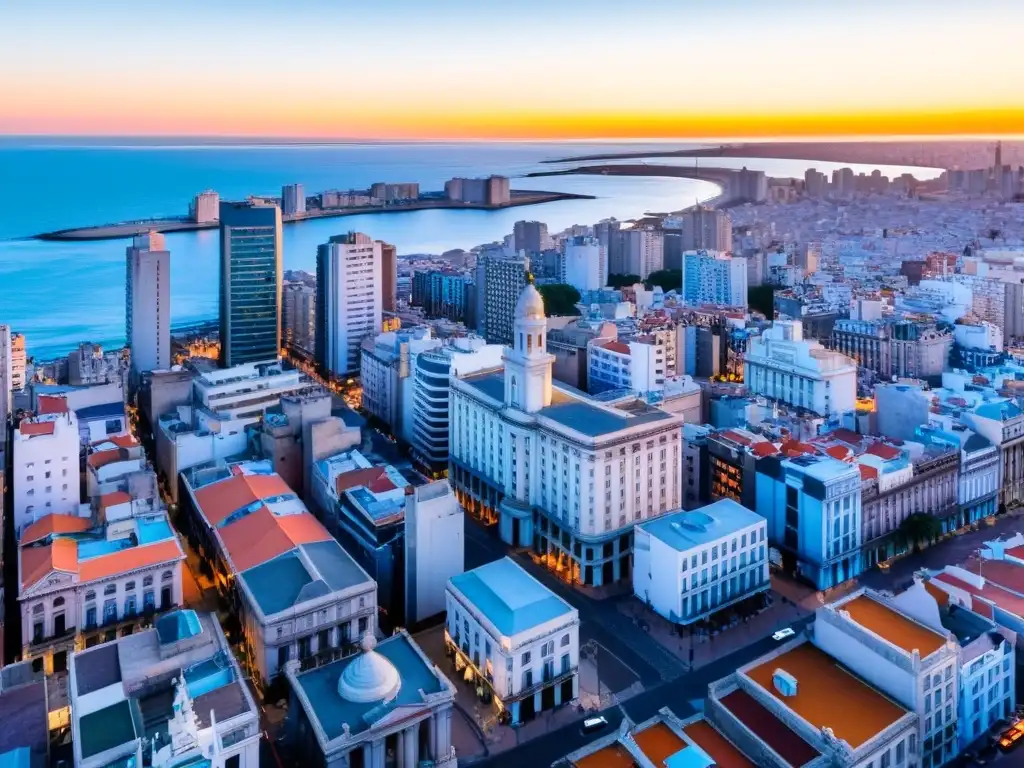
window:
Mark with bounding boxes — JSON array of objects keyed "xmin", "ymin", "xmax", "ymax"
[
  {"xmin": 53, "ymin": 596, "xmax": 65, "ymax": 607},
  {"xmin": 104, "ymin": 584, "xmax": 117, "ymax": 596},
  {"xmin": 125, "ymin": 581, "xmax": 135, "ymax": 592},
  {"xmin": 143, "ymin": 576, "xmax": 153, "ymax": 587},
  {"xmin": 522, "ymin": 651, "xmax": 532, "ymax": 665},
  {"xmin": 561, "ymin": 634, "xmax": 570, "ymax": 647},
  {"xmin": 85, "ymin": 590, "xmax": 96, "ymax": 601},
  {"xmin": 161, "ymin": 570, "xmax": 173, "ymax": 582}
]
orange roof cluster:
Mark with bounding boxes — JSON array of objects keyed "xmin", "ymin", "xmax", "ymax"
[
  {"xmin": 99, "ymin": 491, "xmax": 132, "ymax": 511},
  {"xmin": 745, "ymin": 642, "xmax": 909, "ymax": 749},
  {"xmin": 633, "ymin": 722, "xmax": 686, "ymax": 766},
  {"xmin": 97, "ymin": 433, "xmax": 139, "ymax": 449},
  {"xmin": 21, "ymin": 514, "xmax": 92, "ymax": 545},
  {"xmin": 598, "ymin": 340, "xmax": 631, "ymax": 355},
  {"xmin": 573, "ymin": 743, "xmax": 634, "ymax": 768},
  {"xmin": 88, "ymin": 448, "xmax": 128, "ymax": 470},
  {"xmin": 193, "ymin": 472, "xmax": 293, "ymax": 527},
  {"xmin": 750, "ymin": 442, "xmax": 780, "ymax": 458},
  {"xmin": 217, "ymin": 506, "xmax": 331, "ymax": 572},
  {"xmin": 780, "ymin": 439, "xmax": 815, "ymax": 458},
  {"xmin": 20, "ymin": 421, "xmax": 55, "ymax": 437},
  {"xmin": 37, "ymin": 395, "xmax": 69, "ymax": 415},
  {"xmin": 866, "ymin": 442, "xmax": 901, "ymax": 460},
  {"xmin": 336, "ymin": 467, "xmax": 390, "ymax": 496},
  {"xmin": 839, "ymin": 594, "xmax": 946, "ymax": 657}
]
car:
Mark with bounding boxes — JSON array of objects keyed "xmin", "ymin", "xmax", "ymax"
[
  {"xmin": 581, "ymin": 716, "xmax": 609, "ymax": 735},
  {"xmin": 772, "ymin": 628, "xmax": 796, "ymax": 641}
]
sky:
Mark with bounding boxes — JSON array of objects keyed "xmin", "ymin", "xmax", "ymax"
[{"xmin": 1, "ymin": 0, "xmax": 1022, "ymax": 140}]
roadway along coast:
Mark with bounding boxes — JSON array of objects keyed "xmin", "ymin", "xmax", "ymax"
[
  {"xmin": 526, "ymin": 164, "xmax": 736, "ymax": 209},
  {"xmin": 35, "ymin": 188, "xmax": 595, "ymax": 242}
]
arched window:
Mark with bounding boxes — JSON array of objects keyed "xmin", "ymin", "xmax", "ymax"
[
  {"xmin": 143, "ymin": 576, "xmax": 153, "ymax": 587},
  {"xmin": 85, "ymin": 590, "xmax": 96, "ymax": 602},
  {"xmin": 527, "ymin": 335, "xmax": 532, "ymax": 353},
  {"xmin": 32, "ymin": 604, "xmax": 43, "ymax": 615},
  {"xmin": 161, "ymin": 570, "xmax": 173, "ymax": 582},
  {"xmin": 510, "ymin": 376, "xmax": 518, "ymax": 407},
  {"xmin": 53, "ymin": 597, "xmax": 65, "ymax": 608}
]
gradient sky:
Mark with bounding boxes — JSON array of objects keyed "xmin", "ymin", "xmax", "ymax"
[{"xmin": 2, "ymin": 0, "xmax": 1022, "ymax": 140}]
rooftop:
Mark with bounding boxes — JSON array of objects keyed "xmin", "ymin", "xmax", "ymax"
[
  {"xmin": 0, "ymin": 678, "xmax": 48, "ymax": 767},
  {"xmin": 719, "ymin": 688, "xmax": 819, "ymax": 767},
  {"xmin": 449, "ymin": 557, "xmax": 574, "ymax": 637},
  {"xmin": 192, "ymin": 471, "xmax": 295, "ymax": 527},
  {"xmin": 837, "ymin": 593, "xmax": 947, "ymax": 657},
  {"xmin": 294, "ymin": 632, "xmax": 448, "ymax": 740},
  {"xmin": 79, "ymin": 699, "xmax": 138, "ymax": 759},
  {"xmin": 744, "ymin": 642, "xmax": 909, "ymax": 750},
  {"xmin": 681, "ymin": 719, "xmax": 755, "ymax": 768},
  {"xmin": 639, "ymin": 499, "xmax": 764, "ymax": 551}
]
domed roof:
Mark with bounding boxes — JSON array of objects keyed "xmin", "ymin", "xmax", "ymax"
[
  {"xmin": 337, "ymin": 633, "xmax": 401, "ymax": 704},
  {"xmin": 515, "ymin": 282, "xmax": 546, "ymax": 321}
]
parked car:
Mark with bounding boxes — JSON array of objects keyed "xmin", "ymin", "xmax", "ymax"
[
  {"xmin": 581, "ymin": 716, "xmax": 609, "ymax": 735},
  {"xmin": 772, "ymin": 628, "xmax": 796, "ymax": 641}
]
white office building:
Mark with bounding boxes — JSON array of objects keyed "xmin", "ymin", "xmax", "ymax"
[
  {"xmin": 316, "ymin": 233, "xmax": 383, "ymax": 376},
  {"xmin": 446, "ymin": 557, "xmax": 579, "ymax": 724},
  {"xmin": 408, "ymin": 336, "xmax": 504, "ymax": 473},
  {"xmin": 633, "ymin": 499, "xmax": 769, "ymax": 626},
  {"xmin": 282, "ymin": 182, "xmax": 306, "ymax": 215},
  {"xmin": 359, "ymin": 327, "xmax": 441, "ymax": 437},
  {"xmin": 587, "ymin": 337, "xmax": 667, "ymax": 396},
  {"xmin": 13, "ymin": 409, "xmax": 82, "ymax": 535},
  {"xmin": 69, "ymin": 610, "xmax": 260, "ymax": 768},
  {"xmin": 561, "ymin": 236, "xmax": 604, "ymax": 291},
  {"xmin": 404, "ymin": 481, "xmax": 465, "ymax": 625},
  {"xmin": 126, "ymin": 232, "xmax": 170, "ymax": 379},
  {"xmin": 193, "ymin": 362, "xmax": 314, "ymax": 426},
  {"xmin": 449, "ymin": 283, "xmax": 685, "ymax": 586},
  {"xmin": 744, "ymin": 320, "xmax": 857, "ymax": 417}
]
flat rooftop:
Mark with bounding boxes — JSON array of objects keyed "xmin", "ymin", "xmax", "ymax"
[
  {"xmin": 0, "ymin": 678, "xmax": 48, "ymax": 766},
  {"xmin": 744, "ymin": 642, "xmax": 909, "ymax": 750},
  {"xmin": 449, "ymin": 557, "xmax": 574, "ymax": 637},
  {"xmin": 838, "ymin": 593, "xmax": 946, "ymax": 658},
  {"xmin": 682, "ymin": 720, "xmax": 754, "ymax": 768},
  {"xmin": 639, "ymin": 499, "xmax": 764, "ymax": 550}
]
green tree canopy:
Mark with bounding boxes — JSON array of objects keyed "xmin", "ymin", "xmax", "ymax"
[
  {"xmin": 538, "ymin": 283, "xmax": 582, "ymax": 316},
  {"xmin": 607, "ymin": 273, "xmax": 642, "ymax": 289},
  {"xmin": 896, "ymin": 513, "xmax": 943, "ymax": 553},
  {"xmin": 644, "ymin": 269, "xmax": 682, "ymax": 293}
]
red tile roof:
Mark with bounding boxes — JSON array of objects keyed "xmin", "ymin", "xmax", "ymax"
[
  {"xmin": 20, "ymin": 421, "xmax": 55, "ymax": 437},
  {"xmin": 336, "ymin": 467, "xmax": 389, "ymax": 496},
  {"xmin": 218, "ymin": 507, "xmax": 331, "ymax": 572},
  {"xmin": 829, "ymin": 428, "xmax": 862, "ymax": 445},
  {"xmin": 858, "ymin": 465, "xmax": 878, "ymax": 480},
  {"xmin": 79, "ymin": 539, "xmax": 183, "ymax": 582},
  {"xmin": 866, "ymin": 442, "xmax": 901, "ymax": 460},
  {"xmin": 751, "ymin": 442, "xmax": 779, "ymax": 458},
  {"xmin": 1005, "ymin": 545, "xmax": 1024, "ymax": 561},
  {"xmin": 781, "ymin": 440, "xmax": 815, "ymax": 458},
  {"xmin": 931, "ymin": 570, "xmax": 1024, "ymax": 618},
  {"xmin": 21, "ymin": 538, "xmax": 78, "ymax": 589},
  {"xmin": 964, "ymin": 558, "xmax": 1024, "ymax": 595},
  {"xmin": 87, "ymin": 449, "xmax": 125, "ymax": 470},
  {"xmin": 193, "ymin": 473, "xmax": 294, "ymax": 527},
  {"xmin": 99, "ymin": 491, "xmax": 132, "ymax": 511},
  {"xmin": 599, "ymin": 340, "xmax": 631, "ymax": 355},
  {"xmin": 682, "ymin": 720, "xmax": 755, "ymax": 768},
  {"xmin": 719, "ymin": 688, "xmax": 820, "ymax": 766},
  {"xmin": 21, "ymin": 514, "xmax": 92, "ymax": 545},
  {"xmin": 720, "ymin": 430, "xmax": 753, "ymax": 446},
  {"xmin": 93, "ymin": 434, "xmax": 139, "ymax": 449},
  {"xmin": 37, "ymin": 395, "xmax": 69, "ymax": 415}
]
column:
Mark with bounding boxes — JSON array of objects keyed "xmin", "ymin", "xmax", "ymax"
[
  {"xmin": 396, "ymin": 730, "xmax": 405, "ymax": 768},
  {"xmin": 428, "ymin": 714, "xmax": 437, "ymax": 761},
  {"xmin": 370, "ymin": 739, "xmax": 386, "ymax": 768},
  {"xmin": 403, "ymin": 725, "xmax": 417, "ymax": 768}
]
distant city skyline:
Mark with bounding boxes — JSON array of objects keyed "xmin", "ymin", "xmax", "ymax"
[{"xmin": 2, "ymin": 0, "xmax": 1022, "ymax": 140}]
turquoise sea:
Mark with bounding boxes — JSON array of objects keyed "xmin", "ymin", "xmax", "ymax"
[{"xmin": 0, "ymin": 140, "xmax": 937, "ymax": 359}]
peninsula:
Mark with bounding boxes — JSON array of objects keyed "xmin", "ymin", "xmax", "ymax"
[{"xmin": 36, "ymin": 184, "xmax": 593, "ymax": 242}]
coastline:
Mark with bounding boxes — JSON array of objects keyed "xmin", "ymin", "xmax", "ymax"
[
  {"xmin": 527, "ymin": 164, "xmax": 736, "ymax": 210},
  {"xmin": 36, "ymin": 188, "xmax": 595, "ymax": 242}
]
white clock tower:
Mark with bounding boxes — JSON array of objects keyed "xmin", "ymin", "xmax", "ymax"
[{"xmin": 503, "ymin": 276, "xmax": 554, "ymax": 414}]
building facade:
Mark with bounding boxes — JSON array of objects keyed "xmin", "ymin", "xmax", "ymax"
[
  {"xmin": 681, "ymin": 250, "xmax": 748, "ymax": 308},
  {"xmin": 282, "ymin": 182, "xmax": 306, "ymax": 215},
  {"xmin": 562, "ymin": 236, "xmax": 604, "ymax": 291},
  {"xmin": 449, "ymin": 283, "xmax": 684, "ymax": 586},
  {"xmin": 446, "ymin": 558, "xmax": 579, "ymax": 724},
  {"xmin": 316, "ymin": 232, "xmax": 383, "ymax": 376},
  {"xmin": 359, "ymin": 327, "xmax": 440, "ymax": 437},
  {"xmin": 219, "ymin": 200, "xmax": 283, "ymax": 367},
  {"xmin": 482, "ymin": 253, "xmax": 529, "ymax": 345},
  {"xmin": 633, "ymin": 499, "xmax": 769, "ymax": 626},
  {"xmin": 283, "ymin": 282, "xmax": 316, "ymax": 355},
  {"xmin": 126, "ymin": 231, "xmax": 170, "ymax": 380},
  {"xmin": 13, "ymin": 409, "xmax": 81, "ymax": 535}
]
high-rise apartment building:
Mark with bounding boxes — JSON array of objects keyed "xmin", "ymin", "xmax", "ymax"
[
  {"xmin": 621, "ymin": 228, "xmax": 664, "ymax": 279},
  {"xmin": 281, "ymin": 183, "xmax": 305, "ymax": 215},
  {"xmin": 513, "ymin": 220, "xmax": 548, "ymax": 253},
  {"xmin": 126, "ymin": 231, "xmax": 170, "ymax": 379},
  {"xmin": 681, "ymin": 250, "xmax": 748, "ymax": 307},
  {"xmin": 282, "ymin": 282, "xmax": 316, "ymax": 354},
  {"xmin": 218, "ymin": 200, "xmax": 283, "ymax": 367},
  {"xmin": 315, "ymin": 232, "xmax": 382, "ymax": 376},
  {"xmin": 190, "ymin": 189, "xmax": 220, "ymax": 223},
  {"xmin": 379, "ymin": 240, "xmax": 397, "ymax": 312},
  {"xmin": 0, "ymin": 325, "xmax": 11, "ymax": 429},
  {"xmin": 482, "ymin": 253, "xmax": 529, "ymax": 344},
  {"xmin": 679, "ymin": 207, "xmax": 733, "ymax": 253},
  {"xmin": 11, "ymin": 332, "xmax": 25, "ymax": 392},
  {"xmin": 734, "ymin": 167, "xmax": 767, "ymax": 202},
  {"xmin": 561, "ymin": 236, "xmax": 603, "ymax": 291}
]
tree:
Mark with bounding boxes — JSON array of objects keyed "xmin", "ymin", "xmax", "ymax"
[
  {"xmin": 748, "ymin": 285, "xmax": 776, "ymax": 318},
  {"xmin": 607, "ymin": 273, "xmax": 642, "ymax": 289},
  {"xmin": 896, "ymin": 513, "xmax": 944, "ymax": 553},
  {"xmin": 537, "ymin": 283, "xmax": 582, "ymax": 316},
  {"xmin": 644, "ymin": 269, "xmax": 682, "ymax": 293}
]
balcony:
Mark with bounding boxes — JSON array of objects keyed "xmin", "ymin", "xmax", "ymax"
[
  {"xmin": 28, "ymin": 624, "xmax": 77, "ymax": 651},
  {"xmin": 513, "ymin": 666, "xmax": 576, "ymax": 701}
]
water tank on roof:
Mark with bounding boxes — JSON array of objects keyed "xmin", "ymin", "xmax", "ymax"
[{"xmin": 773, "ymin": 668, "xmax": 798, "ymax": 697}]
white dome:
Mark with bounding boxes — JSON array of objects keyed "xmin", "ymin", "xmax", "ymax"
[
  {"xmin": 515, "ymin": 283, "xmax": 546, "ymax": 321},
  {"xmin": 337, "ymin": 634, "xmax": 401, "ymax": 704}
]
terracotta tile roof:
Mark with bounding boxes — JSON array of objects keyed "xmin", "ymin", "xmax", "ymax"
[
  {"xmin": 193, "ymin": 473, "xmax": 294, "ymax": 527},
  {"xmin": 21, "ymin": 538, "xmax": 79, "ymax": 589},
  {"xmin": 931, "ymin": 570, "xmax": 1024, "ymax": 618},
  {"xmin": 87, "ymin": 449, "xmax": 124, "ymax": 470},
  {"xmin": 781, "ymin": 439, "xmax": 815, "ymax": 458},
  {"xmin": 751, "ymin": 442, "xmax": 780, "ymax": 458},
  {"xmin": 20, "ymin": 421, "xmax": 55, "ymax": 437},
  {"xmin": 37, "ymin": 395, "xmax": 69, "ymax": 415},
  {"xmin": 219, "ymin": 507, "xmax": 331, "ymax": 573},
  {"xmin": 866, "ymin": 442, "xmax": 901, "ymax": 460},
  {"xmin": 744, "ymin": 642, "xmax": 909, "ymax": 751},
  {"xmin": 682, "ymin": 719, "xmax": 755, "ymax": 768},
  {"xmin": 633, "ymin": 722, "xmax": 686, "ymax": 766},
  {"xmin": 719, "ymin": 688, "xmax": 820, "ymax": 766},
  {"xmin": 79, "ymin": 539, "xmax": 183, "ymax": 582},
  {"xmin": 336, "ymin": 467, "xmax": 388, "ymax": 496},
  {"xmin": 824, "ymin": 445, "xmax": 852, "ymax": 462},
  {"xmin": 599, "ymin": 340, "xmax": 631, "ymax": 355},
  {"xmin": 99, "ymin": 491, "xmax": 132, "ymax": 511},
  {"xmin": 367, "ymin": 475, "xmax": 397, "ymax": 493},
  {"xmin": 859, "ymin": 465, "xmax": 878, "ymax": 480},
  {"xmin": 923, "ymin": 580, "xmax": 950, "ymax": 608},
  {"xmin": 839, "ymin": 594, "xmax": 946, "ymax": 657},
  {"xmin": 21, "ymin": 514, "xmax": 92, "ymax": 545},
  {"xmin": 720, "ymin": 430, "xmax": 753, "ymax": 446},
  {"xmin": 573, "ymin": 744, "xmax": 635, "ymax": 768},
  {"xmin": 829, "ymin": 428, "xmax": 862, "ymax": 445},
  {"xmin": 1006, "ymin": 545, "xmax": 1024, "ymax": 561},
  {"xmin": 108, "ymin": 434, "xmax": 139, "ymax": 448},
  {"xmin": 963, "ymin": 558, "xmax": 1024, "ymax": 597}
]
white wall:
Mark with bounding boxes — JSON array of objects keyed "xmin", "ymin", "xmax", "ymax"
[{"xmin": 405, "ymin": 482, "xmax": 464, "ymax": 624}]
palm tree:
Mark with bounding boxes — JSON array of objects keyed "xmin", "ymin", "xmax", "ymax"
[{"xmin": 896, "ymin": 513, "xmax": 944, "ymax": 553}]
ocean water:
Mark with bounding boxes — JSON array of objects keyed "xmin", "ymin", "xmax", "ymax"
[{"xmin": 0, "ymin": 141, "xmax": 940, "ymax": 359}]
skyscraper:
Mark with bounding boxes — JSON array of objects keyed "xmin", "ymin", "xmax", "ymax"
[
  {"xmin": 561, "ymin": 236, "xmax": 603, "ymax": 291},
  {"xmin": 621, "ymin": 228, "xmax": 664, "ymax": 279},
  {"xmin": 681, "ymin": 250, "xmax": 748, "ymax": 308},
  {"xmin": 282, "ymin": 183, "xmax": 306, "ymax": 216},
  {"xmin": 282, "ymin": 282, "xmax": 316, "ymax": 355},
  {"xmin": 219, "ymin": 201, "xmax": 283, "ymax": 367},
  {"xmin": 679, "ymin": 207, "xmax": 733, "ymax": 253},
  {"xmin": 379, "ymin": 240, "xmax": 397, "ymax": 313},
  {"xmin": 126, "ymin": 231, "xmax": 171, "ymax": 379},
  {"xmin": 0, "ymin": 325, "xmax": 11, "ymax": 430},
  {"xmin": 315, "ymin": 232, "xmax": 382, "ymax": 376},
  {"xmin": 483, "ymin": 253, "xmax": 529, "ymax": 344},
  {"xmin": 512, "ymin": 220, "xmax": 548, "ymax": 253}
]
